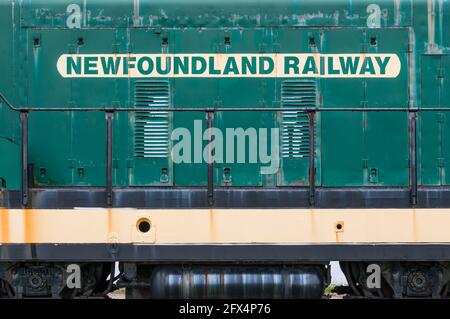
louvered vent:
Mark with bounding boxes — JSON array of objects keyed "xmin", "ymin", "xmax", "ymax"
[
  {"xmin": 281, "ymin": 80, "xmax": 317, "ymax": 158},
  {"xmin": 134, "ymin": 80, "xmax": 170, "ymax": 158}
]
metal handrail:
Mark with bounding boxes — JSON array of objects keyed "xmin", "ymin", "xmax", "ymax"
[
  {"xmin": 2, "ymin": 92, "xmax": 450, "ymax": 112},
  {"xmin": 0, "ymin": 91, "xmax": 435, "ymax": 209}
]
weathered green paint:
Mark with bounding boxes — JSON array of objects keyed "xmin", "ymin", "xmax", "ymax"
[
  {"xmin": 420, "ymin": 55, "xmax": 450, "ymax": 185},
  {"xmin": 0, "ymin": 0, "xmax": 449, "ymax": 190}
]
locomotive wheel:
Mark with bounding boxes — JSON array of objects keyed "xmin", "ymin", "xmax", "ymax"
[{"xmin": 340, "ymin": 262, "xmax": 450, "ymax": 298}]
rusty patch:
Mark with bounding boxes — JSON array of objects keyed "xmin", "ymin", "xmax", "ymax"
[
  {"xmin": 107, "ymin": 208, "xmax": 113, "ymax": 234},
  {"xmin": 335, "ymin": 221, "xmax": 344, "ymax": 242},
  {"xmin": 0, "ymin": 209, "xmax": 9, "ymax": 243},
  {"xmin": 335, "ymin": 221, "xmax": 344, "ymax": 232},
  {"xmin": 209, "ymin": 208, "xmax": 216, "ymax": 243},
  {"xmin": 24, "ymin": 209, "xmax": 35, "ymax": 243}
]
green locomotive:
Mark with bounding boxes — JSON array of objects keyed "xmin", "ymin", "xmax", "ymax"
[{"xmin": 0, "ymin": 0, "xmax": 450, "ymax": 298}]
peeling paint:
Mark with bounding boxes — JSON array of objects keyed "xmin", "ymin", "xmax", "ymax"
[
  {"xmin": 427, "ymin": 0, "xmax": 436, "ymax": 52},
  {"xmin": 438, "ymin": 0, "xmax": 443, "ymax": 48},
  {"xmin": 18, "ymin": 1, "xmax": 413, "ymax": 29},
  {"xmin": 209, "ymin": 208, "xmax": 216, "ymax": 243},
  {"xmin": 83, "ymin": 0, "xmax": 87, "ymax": 27},
  {"xmin": 133, "ymin": 0, "xmax": 140, "ymax": 27},
  {"xmin": 394, "ymin": 0, "xmax": 400, "ymax": 26},
  {"xmin": 160, "ymin": 9, "xmax": 168, "ymax": 21}
]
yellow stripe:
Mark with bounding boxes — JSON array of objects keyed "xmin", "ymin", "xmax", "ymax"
[{"xmin": 1, "ymin": 208, "xmax": 450, "ymax": 244}]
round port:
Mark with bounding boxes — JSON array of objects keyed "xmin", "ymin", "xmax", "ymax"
[{"xmin": 137, "ymin": 218, "xmax": 151, "ymax": 234}]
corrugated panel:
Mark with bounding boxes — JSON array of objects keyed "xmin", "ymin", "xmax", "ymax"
[
  {"xmin": 134, "ymin": 81, "xmax": 170, "ymax": 158},
  {"xmin": 281, "ymin": 80, "xmax": 316, "ymax": 158}
]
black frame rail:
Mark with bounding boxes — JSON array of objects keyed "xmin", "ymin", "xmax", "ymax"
[{"xmin": 1, "ymin": 92, "xmax": 448, "ymax": 209}]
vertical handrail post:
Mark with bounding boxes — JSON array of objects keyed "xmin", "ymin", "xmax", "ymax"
[
  {"xmin": 21, "ymin": 111, "xmax": 29, "ymax": 208},
  {"xmin": 206, "ymin": 111, "xmax": 214, "ymax": 207},
  {"xmin": 307, "ymin": 110, "xmax": 316, "ymax": 207},
  {"xmin": 106, "ymin": 111, "xmax": 114, "ymax": 207},
  {"xmin": 410, "ymin": 110, "xmax": 418, "ymax": 206}
]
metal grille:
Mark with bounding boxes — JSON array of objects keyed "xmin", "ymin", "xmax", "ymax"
[
  {"xmin": 281, "ymin": 80, "xmax": 317, "ymax": 158},
  {"xmin": 134, "ymin": 80, "xmax": 170, "ymax": 158}
]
